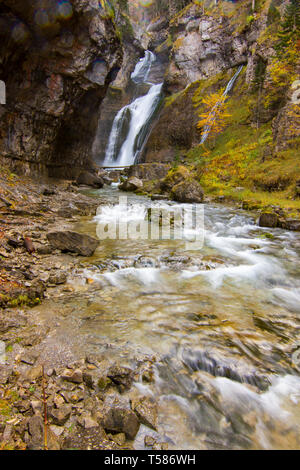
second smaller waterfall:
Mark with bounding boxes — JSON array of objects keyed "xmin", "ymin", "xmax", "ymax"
[{"xmin": 200, "ymin": 66, "xmax": 243, "ymax": 145}]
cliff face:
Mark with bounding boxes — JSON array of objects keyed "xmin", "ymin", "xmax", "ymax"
[
  {"xmin": 144, "ymin": 1, "xmax": 261, "ymax": 162},
  {"xmin": 0, "ymin": 0, "xmax": 123, "ymax": 177},
  {"xmin": 144, "ymin": 0, "xmax": 300, "ymax": 184}
]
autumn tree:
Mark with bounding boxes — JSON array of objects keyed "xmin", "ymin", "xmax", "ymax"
[{"xmin": 193, "ymin": 89, "xmax": 232, "ymax": 144}]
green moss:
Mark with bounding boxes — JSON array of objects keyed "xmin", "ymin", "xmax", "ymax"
[
  {"xmin": 0, "ymin": 293, "xmax": 41, "ymax": 308},
  {"xmin": 0, "ymin": 399, "xmax": 12, "ymax": 417}
]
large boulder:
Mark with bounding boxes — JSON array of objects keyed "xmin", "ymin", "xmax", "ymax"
[
  {"xmin": 102, "ymin": 408, "xmax": 140, "ymax": 440},
  {"xmin": 171, "ymin": 179, "xmax": 204, "ymax": 203},
  {"xmin": 119, "ymin": 177, "xmax": 143, "ymax": 192},
  {"xmin": 76, "ymin": 171, "xmax": 104, "ymax": 188},
  {"xmin": 47, "ymin": 231, "xmax": 99, "ymax": 256},
  {"xmin": 160, "ymin": 166, "xmax": 191, "ymax": 192},
  {"xmin": 258, "ymin": 212, "xmax": 278, "ymax": 228}
]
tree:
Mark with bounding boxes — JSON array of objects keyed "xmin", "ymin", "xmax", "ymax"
[
  {"xmin": 194, "ymin": 89, "xmax": 232, "ymax": 144},
  {"xmin": 276, "ymin": 0, "xmax": 300, "ymax": 53}
]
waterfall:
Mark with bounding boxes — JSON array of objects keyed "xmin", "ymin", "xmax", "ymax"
[
  {"xmin": 131, "ymin": 50, "xmax": 156, "ymax": 84},
  {"xmin": 102, "ymin": 51, "xmax": 163, "ymax": 168},
  {"xmin": 200, "ymin": 66, "xmax": 243, "ymax": 145}
]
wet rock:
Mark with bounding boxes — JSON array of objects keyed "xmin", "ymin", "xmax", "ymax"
[
  {"xmin": 280, "ymin": 218, "xmax": 300, "ymax": 231},
  {"xmin": 151, "ymin": 194, "xmax": 170, "ymax": 201},
  {"xmin": 131, "ymin": 396, "xmax": 158, "ymax": 430},
  {"xmin": 97, "ymin": 376, "xmax": 112, "ymax": 391},
  {"xmin": 76, "ymin": 172, "xmax": 104, "ymax": 189},
  {"xmin": 119, "ymin": 177, "xmax": 143, "ymax": 192},
  {"xmin": 134, "ymin": 256, "xmax": 157, "ymax": 268},
  {"xmin": 258, "ymin": 212, "xmax": 278, "ymax": 228},
  {"xmin": 107, "ymin": 366, "xmax": 134, "ymax": 393},
  {"xmin": 82, "ymin": 371, "xmax": 97, "ymax": 390},
  {"xmin": 141, "ymin": 364, "xmax": 155, "ymax": 383},
  {"xmin": 103, "ymin": 408, "xmax": 140, "ymax": 440},
  {"xmin": 48, "ymin": 272, "xmax": 68, "ymax": 286},
  {"xmin": 171, "ymin": 179, "xmax": 204, "ymax": 204},
  {"xmin": 108, "ymin": 170, "xmax": 121, "ymax": 182},
  {"xmin": 144, "ymin": 435, "xmax": 168, "ymax": 450},
  {"xmin": 47, "ymin": 231, "xmax": 99, "ymax": 257},
  {"xmin": 183, "ymin": 348, "xmax": 270, "ymax": 391},
  {"xmin": 97, "ymin": 170, "xmax": 113, "ymax": 185}
]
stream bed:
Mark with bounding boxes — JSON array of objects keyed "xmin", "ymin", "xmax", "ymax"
[{"xmin": 33, "ymin": 186, "xmax": 300, "ymax": 449}]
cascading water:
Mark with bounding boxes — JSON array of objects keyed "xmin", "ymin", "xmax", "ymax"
[
  {"xmin": 200, "ymin": 65, "xmax": 243, "ymax": 145},
  {"xmin": 131, "ymin": 50, "xmax": 156, "ymax": 84},
  {"xmin": 102, "ymin": 51, "xmax": 163, "ymax": 168}
]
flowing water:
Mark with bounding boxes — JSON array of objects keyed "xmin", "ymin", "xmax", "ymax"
[
  {"xmin": 103, "ymin": 51, "xmax": 163, "ymax": 167},
  {"xmin": 35, "ymin": 186, "xmax": 300, "ymax": 450}
]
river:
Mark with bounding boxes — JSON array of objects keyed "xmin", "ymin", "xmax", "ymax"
[{"xmin": 33, "ymin": 185, "xmax": 300, "ymax": 450}]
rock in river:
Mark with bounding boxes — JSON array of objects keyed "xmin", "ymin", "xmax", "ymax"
[
  {"xmin": 119, "ymin": 177, "xmax": 143, "ymax": 192},
  {"xmin": 47, "ymin": 231, "xmax": 99, "ymax": 257},
  {"xmin": 76, "ymin": 171, "xmax": 104, "ymax": 188},
  {"xmin": 171, "ymin": 179, "xmax": 204, "ymax": 204},
  {"xmin": 103, "ymin": 408, "xmax": 140, "ymax": 440},
  {"xmin": 258, "ymin": 212, "xmax": 278, "ymax": 228}
]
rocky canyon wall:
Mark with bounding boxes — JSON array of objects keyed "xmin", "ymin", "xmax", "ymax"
[{"xmin": 0, "ymin": 0, "xmax": 123, "ymax": 178}]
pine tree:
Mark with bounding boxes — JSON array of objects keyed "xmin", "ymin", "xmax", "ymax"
[{"xmin": 277, "ymin": 0, "xmax": 300, "ymax": 52}]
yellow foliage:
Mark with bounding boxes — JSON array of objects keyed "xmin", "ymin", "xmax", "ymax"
[
  {"xmin": 194, "ymin": 88, "xmax": 232, "ymax": 141},
  {"xmin": 269, "ymin": 40, "xmax": 299, "ymax": 88}
]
